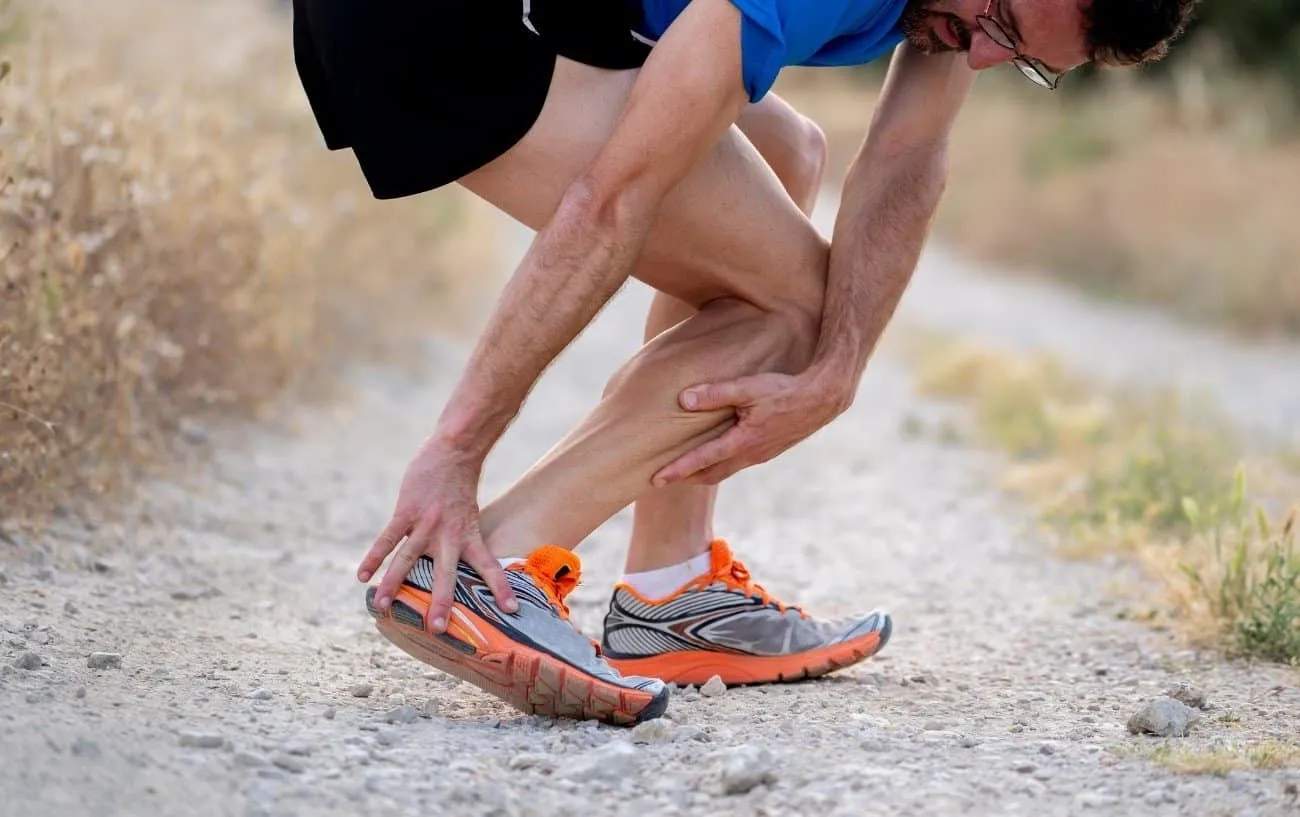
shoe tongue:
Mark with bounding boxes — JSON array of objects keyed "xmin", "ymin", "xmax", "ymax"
[
  {"xmin": 707, "ymin": 539, "xmax": 736, "ymax": 577},
  {"xmin": 523, "ymin": 546, "xmax": 582, "ymax": 602}
]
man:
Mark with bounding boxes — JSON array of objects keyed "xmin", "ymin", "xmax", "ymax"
[{"xmin": 293, "ymin": 0, "xmax": 1195, "ymax": 725}]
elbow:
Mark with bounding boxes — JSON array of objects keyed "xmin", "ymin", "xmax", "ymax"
[{"xmin": 557, "ymin": 171, "xmax": 657, "ymax": 246}]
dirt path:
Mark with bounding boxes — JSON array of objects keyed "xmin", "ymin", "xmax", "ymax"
[{"xmin": 3, "ymin": 208, "xmax": 1298, "ymax": 817}]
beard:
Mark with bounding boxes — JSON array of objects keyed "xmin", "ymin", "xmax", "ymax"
[{"xmin": 899, "ymin": 0, "xmax": 972, "ymax": 54}]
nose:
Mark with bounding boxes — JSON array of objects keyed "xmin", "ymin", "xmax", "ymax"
[{"xmin": 965, "ymin": 30, "xmax": 1016, "ymax": 71}]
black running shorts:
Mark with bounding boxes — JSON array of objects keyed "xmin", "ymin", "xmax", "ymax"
[{"xmin": 292, "ymin": 0, "xmax": 654, "ymax": 200}]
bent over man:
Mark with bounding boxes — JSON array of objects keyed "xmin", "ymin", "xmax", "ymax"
[{"xmin": 292, "ymin": 0, "xmax": 1196, "ymax": 724}]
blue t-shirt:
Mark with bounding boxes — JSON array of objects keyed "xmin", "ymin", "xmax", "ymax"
[{"xmin": 638, "ymin": 0, "xmax": 909, "ymax": 102}]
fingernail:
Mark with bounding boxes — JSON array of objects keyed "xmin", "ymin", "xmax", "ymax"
[
  {"xmin": 503, "ymin": 598, "xmax": 518, "ymax": 613},
  {"xmin": 431, "ymin": 617, "xmax": 446, "ymax": 632},
  {"xmin": 682, "ymin": 392, "xmax": 698, "ymax": 410},
  {"xmin": 377, "ymin": 595, "xmax": 391, "ymax": 610},
  {"xmin": 358, "ymin": 570, "xmax": 372, "ymax": 582}
]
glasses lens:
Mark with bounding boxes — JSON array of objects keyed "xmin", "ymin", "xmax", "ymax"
[
  {"xmin": 1015, "ymin": 58, "xmax": 1054, "ymax": 89},
  {"xmin": 977, "ymin": 16, "xmax": 1015, "ymax": 50}
]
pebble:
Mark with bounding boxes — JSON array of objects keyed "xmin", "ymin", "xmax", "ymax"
[
  {"xmin": 70, "ymin": 739, "xmax": 102, "ymax": 759},
  {"xmin": 64, "ymin": 601, "xmax": 79, "ymax": 616},
  {"xmin": 1164, "ymin": 681, "xmax": 1208, "ymax": 710},
  {"xmin": 718, "ymin": 745, "xmax": 776, "ymax": 795},
  {"xmin": 324, "ymin": 707, "xmax": 337, "ymax": 720},
  {"xmin": 700, "ymin": 675, "xmax": 727, "ymax": 697},
  {"xmin": 87, "ymin": 652, "xmax": 122, "ymax": 670},
  {"xmin": 383, "ymin": 705, "xmax": 420, "ymax": 725},
  {"xmin": 234, "ymin": 752, "xmax": 269, "ymax": 768},
  {"xmin": 1014, "ymin": 761, "xmax": 1037, "ymax": 774},
  {"xmin": 179, "ymin": 732, "xmax": 225, "ymax": 749},
  {"xmin": 14, "ymin": 651, "xmax": 44, "ymax": 670},
  {"xmin": 349, "ymin": 683, "xmax": 374, "ymax": 698},
  {"xmin": 554, "ymin": 740, "xmax": 640, "ymax": 783},
  {"xmin": 631, "ymin": 719, "xmax": 678, "ymax": 744},
  {"xmin": 0, "ymin": 569, "xmax": 7, "ymax": 584},
  {"xmin": 273, "ymin": 755, "xmax": 305, "ymax": 774},
  {"xmin": 249, "ymin": 688, "xmax": 273, "ymax": 700},
  {"xmin": 420, "ymin": 698, "xmax": 440, "ymax": 718},
  {"xmin": 1127, "ymin": 697, "xmax": 1200, "ymax": 738}
]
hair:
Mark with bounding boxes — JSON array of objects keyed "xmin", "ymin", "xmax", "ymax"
[{"xmin": 1082, "ymin": 0, "xmax": 1200, "ymax": 66}]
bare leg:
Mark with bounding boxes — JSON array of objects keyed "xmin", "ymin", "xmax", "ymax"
[
  {"xmin": 624, "ymin": 94, "xmax": 828, "ymax": 573},
  {"xmin": 457, "ymin": 58, "xmax": 831, "ymax": 557}
]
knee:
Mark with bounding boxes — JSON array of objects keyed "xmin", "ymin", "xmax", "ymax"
[{"xmin": 782, "ymin": 117, "xmax": 828, "ymax": 211}]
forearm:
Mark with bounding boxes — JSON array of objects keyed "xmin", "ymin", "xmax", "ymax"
[
  {"xmin": 810, "ymin": 144, "xmax": 948, "ymax": 392},
  {"xmin": 432, "ymin": 182, "xmax": 651, "ymax": 461}
]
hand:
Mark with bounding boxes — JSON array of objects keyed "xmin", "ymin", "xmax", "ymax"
[
  {"xmin": 357, "ymin": 439, "xmax": 518, "ymax": 633},
  {"xmin": 651, "ymin": 371, "xmax": 853, "ymax": 487}
]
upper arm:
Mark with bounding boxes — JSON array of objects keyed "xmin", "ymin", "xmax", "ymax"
[
  {"xmin": 579, "ymin": 0, "xmax": 753, "ymax": 219},
  {"xmin": 858, "ymin": 43, "xmax": 977, "ymax": 161}
]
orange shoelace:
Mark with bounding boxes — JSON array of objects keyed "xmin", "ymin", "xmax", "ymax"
[
  {"xmin": 687, "ymin": 539, "xmax": 808, "ymax": 619},
  {"xmin": 510, "ymin": 545, "xmax": 608, "ymax": 656}
]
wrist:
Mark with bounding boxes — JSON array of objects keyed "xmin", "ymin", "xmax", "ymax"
[{"xmin": 803, "ymin": 360, "xmax": 858, "ymax": 415}]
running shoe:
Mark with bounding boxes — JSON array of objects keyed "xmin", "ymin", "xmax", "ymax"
[
  {"xmin": 600, "ymin": 539, "xmax": 891, "ymax": 686},
  {"xmin": 366, "ymin": 545, "xmax": 669, "ymax": 725}
]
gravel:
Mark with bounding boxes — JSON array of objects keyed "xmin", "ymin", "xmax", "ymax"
[{"xmin": 1, "ymin": 206, "xmax": 1297, "ymax": 816}]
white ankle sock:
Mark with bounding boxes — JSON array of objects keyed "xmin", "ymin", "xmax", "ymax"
[
  {"xmin": 622, "ymin": 551, "xmax": 712, "ymax": 600},
  {"xmin": 498, "ymin": 557, "xmax": 524, "ymax": 569}
]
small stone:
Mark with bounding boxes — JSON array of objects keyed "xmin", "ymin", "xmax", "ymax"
[
  {"xmin": 420, "ymin": 698, "xmax": 439, "ymax": 718},
  {"xmin": 171, "ymin": 587, "xmax": 222, "ymax": 601},
  {"xmin": 383, "ymin": 705, "xmax": 420, "ymax": 725},
  {"xmin": 233, "ymin": 752, "xmax": 268, "ymax": 768},
  {"xmin": 1014, "ymin": 762, "xmax": 1037, "ymax": 774},
  {"xmin": 87, "ymin": 652, "xmax": 122, "ymax": 670},
  {"xmin": 1075, "ymin": 793, "xmax": 1120, "ymax": 809},
  {"xmin": 719, "ymin": 745, "xmax": 776, "ymax": 795},
  {"xmin": 272, "ymin": 755, "xmax": 305, "ymax": 774},
  {"xmin": 179, "ymin": 418, "xmax": 210, "ymax": 445},
  {"xmin": 63, "ymin": 600, "xmax": 78, "ymax": 616},
  {"xmin": 249, "ymin": 688, "xmax": 273, "ymax": 700},
  {"xmin": 349, "ymin": 683, "xmax": 374, "ymax": 698},
  {"xmin": 1144, "ymin": 791, "xmax": 1164, "ymax": 807},
  {"xmin": 959, "ymin": 736, "xmax": 981, "ymax": 748},
  {"xmin": 34, "ymin": 567, "xmax": 54, "ymax": 582},
  {"xmin": 26, "ymin": 691, "xmax": 42, "ymax": 704},
  {"xmin": 92, "ymin": 559, "xmax": 113, "ymax": 574},
  {"xmin": 0, "ymin": 569, "xmax": 7, "ymax": 584},
  {"xmin": 631, "ymin": 719, "xmax": 678, "ymax": 744},
  {"xmin": 14, "ymin": 651, "xmax": 43, "ymax": 670},
  {"xmin": 71, "ymin": 739, "xmax": 101, "ymax": 759},
  {"xmin": 1164, "ymin": 681, "xmax": 1208, "ymax": 710},
  {"xmin": 1039, "ymin": 742, "xmax": 1058, "ymax": 755},
  {"xmin": 179, "ymin": 732, "xmax": 225, "ymax": 749},
  {"xmin": 323, "ymin": 707, "xmax": 336, "ymax": 720},
  {"xmin": 509, "ymin": 753, "xmax": 556, "ymax": 772},
  {"xmin": 74, "ymin": 686, "xmax": 86, "ymax": 699},
  {"xmin": 1127, "ymin": 697, "xmax": 1200, "ymax": 738},
  {"xmin": 555, "ymin": 741, "xmax": 640, "ymax": 783},
  {"xmin": 700, "ymin": 675, "xmax": 727, "ymax": 697}
]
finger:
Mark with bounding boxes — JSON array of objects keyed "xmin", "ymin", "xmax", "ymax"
[
  {"xmin": 652, "ymin": 426, "xmax": 749, "ymax": 487},
  {"xmin": 682, "ymin": 459, "xmax": 746, "ymax": 486},
  {"xmin": 679, "ymin": 376, "xmax": 765, "ymax": 412},
  {"xmin": 426, "ymin": 538, "xmax": 461, "ymax": 635},
  {"xmin": 461, "ymin": 539, "xmax": 519, "ymax": 614},
  {"xmin": 373, "ymin": 516, "xmax": 435, "ymax": 611},
  {"xmin": 358, "ymin": 514, "xmax": 411, "ymax": 583}
]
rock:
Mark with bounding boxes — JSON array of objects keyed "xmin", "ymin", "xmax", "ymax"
[
  {"xmin": 171, "ymin": 587, "xmax": 222, "ymax": 601},
  {"xmin": 323, "ymin": 707, "xmax": 336, "ymax": 720},
  {"xmin": 420, "ymin": 698, "xmax": 439, "ymax": 718},
  {"xmin": 272, "ymin": 755, "xmax": 305, "ymax": 774},
  {"xmin": 63, "ymin": 600, "xmax": 79, "ymax": 616},
  {"xmin": 34, "ymin": 567, "xmax": 54, "ymax": 582},
  {"xmin": 179, "ymin": 418, "xmax": 210, "ymax": 445},
  {"xmin": 233, "ymin": 752, "xmax": 268, "ymax": 768},
  {"xmin": 383, "ymin": 705, "xmax": 420, "ymax": 725},
  {"xmin": 0, "ymin": 569, "xmax": 7, "ymax": 584},
  {"xmin": 509, "ymin": 753, "xmax": 556, "ymax": 772},
  {"xmin": 1164, "ymin": 681, "xmax": 1208, "ymax": 710},
  {"xmin": 14, "ymin": 651, "xmax": 43, "ymax": 670},
  {"xmin": 1014, "ymin": 761, "xmax": 1037, "ymax": 774},
  {"xmin": 631, "ymin": 719, "xmax": 678, "ymax": 744},
  {"xmin": 349, "ymin": 683, "xmax": 374, "ymax": 698},
  {"xmin": 718, "ymin": 745, "xmax": 776, "ymax": 795},
  {"xmin": 179, "ymin": 732, "xmax": 225, "ymax": 749},
  {"xmin": 87, "ymin": 652, "xmax": 122, "ymax": 670},
  {"xmin": 1127, "ymin": 697, "xmax": 1200, "ymax": 738},
  {"xmin": 700, "ymin": 675, "xmax": 727, "ymax": 697},
  {"xmin": 555, "ymin": 740, "xmax": 641, "ymax": 783},
  {"xmin": 70, "ymin": 739, "xmax": 101, "ymax": 759},
  {"xmin": 959, "ymin": 736, "xmax": 981, "ymax": 748},
  {"xmin": 249, "ymin": 688, "xmax": 273, "ymax": 700},
  {"xmin": 1074, "ymin": 792, "xmax": 1120, "ymax": 809}
]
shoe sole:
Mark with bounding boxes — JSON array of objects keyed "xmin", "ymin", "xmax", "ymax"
[
  {"xmin": 365, "ymin": 586, "xmax": 669, "ymax": 726},
  {"xmin": 605, "ymin": 615, "xmax": 892, "ymax": 687}
]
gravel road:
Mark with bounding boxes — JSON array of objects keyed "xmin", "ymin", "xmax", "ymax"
[{"xmin": 3, "ymin": 206, "xmax": 1298, "ymax": 817}]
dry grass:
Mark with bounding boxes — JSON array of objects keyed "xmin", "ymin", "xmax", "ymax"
[
  {"xmin": 775, "ymin": 64, "xmax": 1300, "ymax": 338},
  {"xmin": 906, "ymin": 333, "xmax": 1300, "ymax": 666},
  {"xmin": 0, "ymin": 0, "xmax": 494, "ymax": 530},
  {"xmin": 1141, "ymin": 740, "xmax": 1300, "ymax": 776}
]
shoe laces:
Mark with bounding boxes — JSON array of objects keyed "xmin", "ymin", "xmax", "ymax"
[
  {"xmin": 690, "ymin": 539, "xmax": 807, "ymax": 619},
  {"xmin": 510, "ymin": 546, "xmax": 607, "ymax": 657}
]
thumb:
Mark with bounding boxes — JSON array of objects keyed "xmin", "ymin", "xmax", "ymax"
[{"xmin": 680, "ymin": 376, "xmax": 768, "ymax": 412}]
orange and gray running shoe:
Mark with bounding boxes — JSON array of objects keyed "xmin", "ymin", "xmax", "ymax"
[
  {"xmin": 600, "ymin": 539, "xmax": 891, "ymax": 687},
  {"xmin": 366, "ymin": 546, "xmax": 669, "ymax": 726}
]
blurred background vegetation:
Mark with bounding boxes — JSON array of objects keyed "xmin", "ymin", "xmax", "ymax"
[{"xmin": 778, "ymin": 0, "xmax": 1300, "ymax": 340}]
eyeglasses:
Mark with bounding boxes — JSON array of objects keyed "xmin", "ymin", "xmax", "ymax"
[{"xmin": 975, "ymin": 13, "xmax": 1062, "ymax": 90}]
